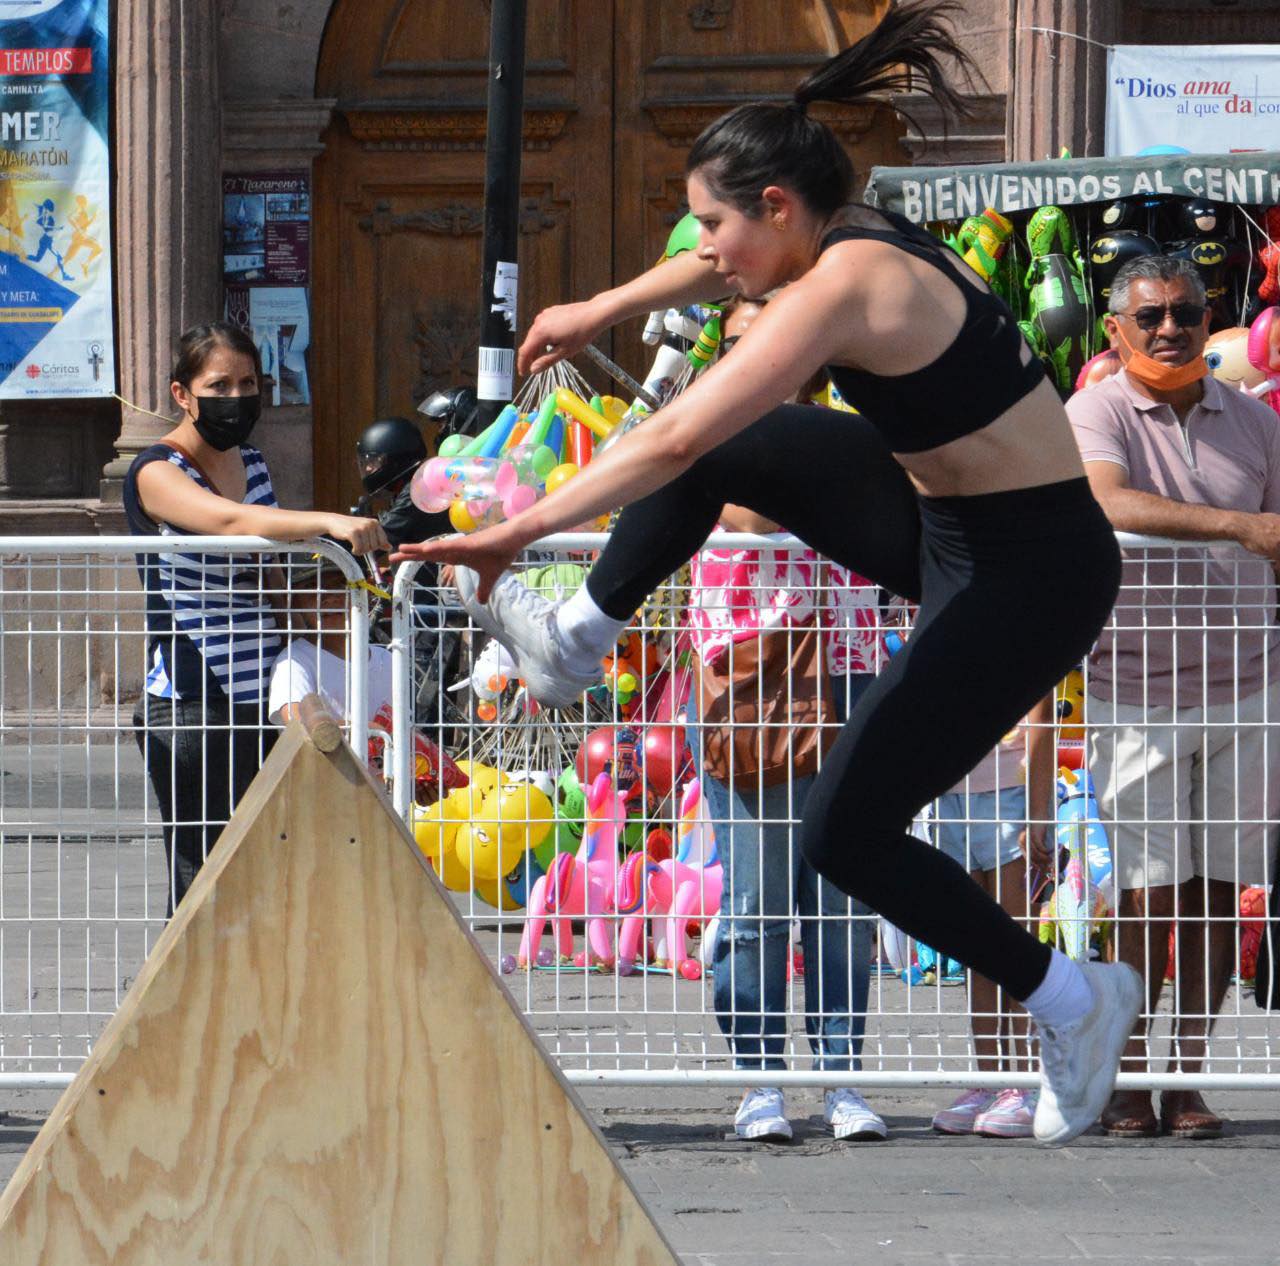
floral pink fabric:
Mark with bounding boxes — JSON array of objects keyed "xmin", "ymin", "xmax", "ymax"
[{"xmin": 688, "ymin": 544, "xmax": 882, "ymax": 675}]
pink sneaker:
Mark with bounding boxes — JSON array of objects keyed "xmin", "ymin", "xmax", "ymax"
[
  {"xmin": 932, "ymin": 1088, "xmax": 995, "ymax": 1135},
  {"xmin": 974, "ymin": 1087, "xmax": 1038, "ymax": 1139}
]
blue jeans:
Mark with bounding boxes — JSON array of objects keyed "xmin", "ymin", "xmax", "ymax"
[{"xmin": 704, "ymin": 676, "xmax": 873, "ymax": 1072}]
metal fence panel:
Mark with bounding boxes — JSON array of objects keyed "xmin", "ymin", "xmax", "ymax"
[
  {"xmin": 391, "ymin": 532, "xmax": 1280, "ymax": 1090},
  {"xmin": 0, "ymin": 537, "xmax": 368, "ymax": 1086},
  {"xmin": 1, "ymin": 531, "xmax": 1277, "ymax": 1094}
]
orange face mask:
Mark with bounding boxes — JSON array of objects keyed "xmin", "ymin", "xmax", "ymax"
[{"xmin": 1114, "ymin": 324, "xmax": 1208, "ymax": 391}]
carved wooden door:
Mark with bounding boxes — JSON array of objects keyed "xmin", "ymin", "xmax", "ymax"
[{"xmin": 312, "ymin": 0, "xmax": 906, "ymax": 512}]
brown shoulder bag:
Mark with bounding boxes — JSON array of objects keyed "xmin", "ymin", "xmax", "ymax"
[{"xmin": 696, "ymin": 620, "xmax": 834, "ymax": 789}]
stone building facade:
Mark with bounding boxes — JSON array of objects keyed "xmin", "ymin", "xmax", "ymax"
[{"xmin": 0, "ymin": 0, "xmax": 1272, "ymax": 529}]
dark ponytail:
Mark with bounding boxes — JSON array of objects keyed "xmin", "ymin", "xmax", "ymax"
[{"xmin": 687, "ymin": 0, "xmax": 980, "ymax": 219}]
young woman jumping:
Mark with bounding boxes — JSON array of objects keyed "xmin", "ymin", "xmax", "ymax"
[{"xmin": 394, "ymin": 0, "xmax": 1141, "ymax": 1144}]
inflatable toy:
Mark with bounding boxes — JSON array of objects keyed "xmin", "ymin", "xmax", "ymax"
[
  {"xmin": 1087, "ymin": 230, "xmax": 1159, "ymax": 309},
  {"xmin": 518, "ymin": 772, "xmax": 627, "ymax": 968},
  {"xmin": 952, "ymin": 207, "xmax": 1013, "ymax": 283},
  {"xmin": 576, "ymin": 724, "xmax": 646, "ymax": 808},
  {"xmin": 1204, "ymin": 326, "xmax": 1268, "ymax": 392},
  {"xmin": 1042, "ymin": 768, "xmax": 1114, "ymax": 960},
  {"xmin": 614, "ymin": 778, "xmax": 722, "ymax": 976},
  {"xmin": 1246, "ymin": 305, "xmax": 1280, "ymax": 414},
  {"xmin": 1074, "ymin": 349, "xmax": 1121, "ymax": 393},
  {"xmin": 1024, "ymin": 210, "xmax": 1090, "ymax": 392},
  {"xmin": 1240, "ymin": 885, "xmax": 1267, "ymax": 983},
  {"xmin": 411, "ymin": 792, "xmax": 473, "ymax": 891},
  {"xmin": 1258, "ymin": 207, "xmax": 1280, "ymax": 305}
]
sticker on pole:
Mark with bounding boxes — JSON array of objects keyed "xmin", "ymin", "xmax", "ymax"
[
  {"xmin": 492, "ymin": 260, "xmax": 518, "ymax": 332},
  {"xmin": 477, "ymin": 346, "xmax": 514, "ymax": 400}
]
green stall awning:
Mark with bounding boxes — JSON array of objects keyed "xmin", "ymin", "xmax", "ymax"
[{"xmin": 864, "ymin": 150, "xmax": 1280, "ymax": 224}]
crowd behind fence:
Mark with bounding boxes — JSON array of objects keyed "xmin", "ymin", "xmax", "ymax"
[{"xmin": 0, "ymin": 532, "xmax": 1276, "ymax": 1092}]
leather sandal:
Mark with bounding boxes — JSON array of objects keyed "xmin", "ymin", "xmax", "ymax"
[
  {"xmin": 1160, "ymin": 1090, "xmax": 1224, "ymax": 1139},
  {"xmin": 1101, "ymin": 1089, "xmax": 1158, "ymax": 1137}
]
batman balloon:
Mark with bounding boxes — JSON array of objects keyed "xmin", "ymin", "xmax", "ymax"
[
  {"xmin": 1163, "ymin": 237, "xmax": 1250, "ymax": 329},
  {"xmin": 1087, "ymin": 231, "xmax": 1160, "ymax": 310}
]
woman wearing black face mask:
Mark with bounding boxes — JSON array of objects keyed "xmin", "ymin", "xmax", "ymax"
[{"xmin": 124, "ymin": 321, "xmax": 387, "ymax": 911}]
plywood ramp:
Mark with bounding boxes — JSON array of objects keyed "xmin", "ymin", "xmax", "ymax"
[{"xmin": 0, "ymin": 722, "xmax": 680, "ymax": 1266}]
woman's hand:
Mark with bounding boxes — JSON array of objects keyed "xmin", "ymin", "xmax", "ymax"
[
  {"xmin": 325, "ymin": 514, "xmax": 389, "ymax": 555},
  {"xmin": 391, "ymin": 527, "xmax": 519, "ymax": 602},
  {"xmin": 517, "ymin": 300, "xmax": 608, "ymax": 376}
]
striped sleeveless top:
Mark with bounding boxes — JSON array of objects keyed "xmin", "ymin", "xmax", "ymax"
[{"xmin": 123, "ymin": 443, "xmax": 283, "ymax": 706}]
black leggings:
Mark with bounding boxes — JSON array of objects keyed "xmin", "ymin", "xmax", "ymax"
[
  {"xmin": 134, "ymin": 694, "xmax": 276, "ymax": 914},
  {"xmin": 588, "ymin": 405, "xmax": 1121, "ymax": 1000}
]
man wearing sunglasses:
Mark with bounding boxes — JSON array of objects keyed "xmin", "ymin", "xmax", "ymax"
[{"xmin": 1066, "ymin": 254, "xmax": 1280, "ymax": 1141}]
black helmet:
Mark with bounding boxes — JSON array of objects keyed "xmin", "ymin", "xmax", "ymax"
[
  {"xmin": 1087, "ymin": 231, "xmax": 1160, "ymax": 307},
  {"xmin": 417, "ymin": 385, "xmax": 481, "ymax": 440},
  {"xmin": 355, "ymin": 416, "xmax": 427, "ymax": 496}
]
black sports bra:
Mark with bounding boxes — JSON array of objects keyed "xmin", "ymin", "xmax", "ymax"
[{"xmin": 821, "ymin": 208, "xmax": 1045, "ymax": 453}]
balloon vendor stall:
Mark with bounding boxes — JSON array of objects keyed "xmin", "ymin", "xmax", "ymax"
[
  {"xmin": 865, "ymin": 149, "xmax": 1280, "ymax": 408},
  {"xmin": 409, "ymin": 211, "xmax": 725, "ymax": 539},
  {"xmin": 397, "ymin": 208, "xmax": 735, "ymax": 966}
]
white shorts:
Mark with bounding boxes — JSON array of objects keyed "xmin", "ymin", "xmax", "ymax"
[{"xmin": 1087, "ymin": 679, "xmax": 1280, "ymax": 890}]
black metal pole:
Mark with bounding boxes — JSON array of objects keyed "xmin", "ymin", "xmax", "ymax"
[{"xmin": 475, "ymin": 0, "xmax": 528, "ymax": 426}]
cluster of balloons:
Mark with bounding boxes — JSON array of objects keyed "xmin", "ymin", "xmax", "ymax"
[
  {"xmin": 411, "ymin": 760, "xmax": 554, "ymax": 909},
  {"xmin": 408, "ymin": 389, "xmax": 628, "ymax": 533}
]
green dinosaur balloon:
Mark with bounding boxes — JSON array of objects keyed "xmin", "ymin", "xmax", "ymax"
[
  {"xmin": 1026, "ymin": 255, "xmax": 1091, "ymax": 393},
  {"xmin": 1024, "ymin": 205, "xmax": 1081, "ymax": 288}
]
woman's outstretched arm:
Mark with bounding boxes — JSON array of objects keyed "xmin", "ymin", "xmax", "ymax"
[
  {"xmin": 396, "ymin": 271, "xmax": 854, "ymax": 596},
  {"xmin": 517, "ymin": 250, "xmax": 727, "ymax": 376}
]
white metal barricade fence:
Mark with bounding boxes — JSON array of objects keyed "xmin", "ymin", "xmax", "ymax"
[
  {"xmin": 391, "ymin": 532, "xmax": 1280, "ymax": 1092},
  {"xmin": 1, "ymin": 531, "xmax": 1278, "ymax": 1096},
  {"xmin": 0, "ymin": 536, "xmax": 369, "ymax": 1088}
]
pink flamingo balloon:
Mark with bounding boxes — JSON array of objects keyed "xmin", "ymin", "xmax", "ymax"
[
  {"xmin": 518, "ymin": 771, "xmax": 626, "ymax": 969},
  {"xmin": 1247, "ymin": 306, "xmax": 1280, "ymax": 416},
  {"xmin": 615, "ymin": 778, "xmax": 722, "ymax": 977}
]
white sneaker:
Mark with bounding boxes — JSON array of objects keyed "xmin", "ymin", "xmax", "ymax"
[
  {"xmin": 733, "ymin": 1087, "xmax": 792, "ymax": 1142},
  {"xmin": 824, "ymin": 1088, "xmax": 888, "ymax": 1141},
  {"xmin": 1033, "ymin": 960, "xmax": 1142, "ymax": 1145},
  {"xmin": 454, "ymin": 568, "xmax": 602, "ymax": 708}
]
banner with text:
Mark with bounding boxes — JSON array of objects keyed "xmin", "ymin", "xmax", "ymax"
[
  {"xmin": 864, "ymin": 151, "xmax": 1280, "ymax": 225},
  {"xmin": 1106, "ymin": 44, "xmax": 1280, "ymax": 156},
  {"xmin": 0, "ymin": 0, "xmax": 113, "ymax": 398}
]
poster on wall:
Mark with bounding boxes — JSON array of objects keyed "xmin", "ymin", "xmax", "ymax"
[
  {"xmin": 0, "ymin": 0, "xmax": 114, "ymax": 399},
  {"xmin": 1106, "ymin": 45, "xmax": 1280, "ymax": 156},
  {"xmin": 223, "ymin": 171, "xmax": 311, "ymax": 405}
]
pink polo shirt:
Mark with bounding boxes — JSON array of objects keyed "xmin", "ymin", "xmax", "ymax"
[{"xmin": 1067, "ymin": 370, "xmax": 1280, "ymax": 707}]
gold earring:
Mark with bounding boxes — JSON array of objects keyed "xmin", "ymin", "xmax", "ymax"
[{"xmin": 774, "ymin": 216, "xmax": 786, "ymax": 232}]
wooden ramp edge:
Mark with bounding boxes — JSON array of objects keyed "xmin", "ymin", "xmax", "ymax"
[{"xmin": 0, "ymin": 721, "xmax": 681, "ymax": 1266}]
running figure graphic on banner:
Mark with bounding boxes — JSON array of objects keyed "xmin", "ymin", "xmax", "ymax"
[
  {"xmin": 63, "ymin": 195, "xmax": 104, "ymax": 279},
  {"xmin": 27, "ymin": 200, "xmax": 74, "ymax": 282}
]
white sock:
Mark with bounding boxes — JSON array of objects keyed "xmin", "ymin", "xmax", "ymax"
[
  {"xmin": 1023, "ymin": 949, "xmax": 1093, "ymax": 1030},
  {"xmin": 555, "ymin": 585, "xmax": 627, "ymax": 671}
]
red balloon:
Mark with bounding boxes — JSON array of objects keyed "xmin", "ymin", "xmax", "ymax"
[
  {"xmin": 575, "ymin": 726, "xmax": 644, "ymax": 804},
  {"xmin": 641, "ymin": 725, "xmax": 685, "ymax": 797}
]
